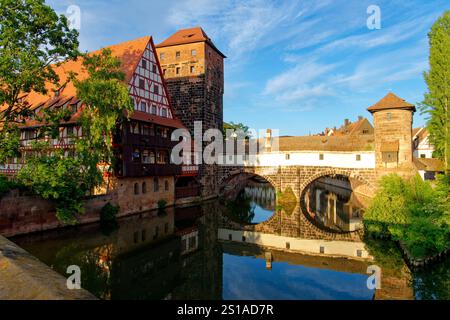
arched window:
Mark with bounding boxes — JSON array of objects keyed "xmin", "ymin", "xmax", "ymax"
[
  {"xmin": 142, "ymin": 182, "xmax": 147, "ymax": 194},
  {"xmin": 154, "ymin": 178, "xmax": 159, "ymax": 192},
  {"xmin": 134, "ymin": 183, "xmax": 139, "ymax": 195}
]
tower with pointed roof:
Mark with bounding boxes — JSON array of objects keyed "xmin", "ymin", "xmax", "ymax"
[
  {"xmin": 156, "ymin": 27, "xmax": 225, "ymax": 198},
  {"xmin": 368, "ymin": 92, "xmax": 416, "ymax": 173}
]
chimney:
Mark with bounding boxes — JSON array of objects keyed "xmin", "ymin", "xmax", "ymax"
[
  {"xmin": 358, "ymin": 115, "xmax": 363, "ymax": 121},
  {"xmin": 265, "ymin": 129, "xmax": 272, "ymax": 152},
  {"xmin": 344, "ymin": 119, "xmax": 350, "ymax": 126}
]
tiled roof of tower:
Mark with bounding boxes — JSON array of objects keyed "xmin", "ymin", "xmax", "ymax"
[
  {"xmin": 156, "ymin": 27, "xmax": 226, "ymax": 58},
  {"xmin": 367, "ymin": 92, "xmax": 416, "ymax": 113}
]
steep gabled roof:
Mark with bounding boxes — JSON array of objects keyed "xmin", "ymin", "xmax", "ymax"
[
  {"xmin": 1, "ymin": 36, "xmax": 151, "ymax": 113},
  {"xmin": 156, "ymin": 27, "xmax": 226, "ymax": 58},
  {"xmin": 2, "ymin": 36, "xmax": 186, "ymax": 129},
  {"xmin": 367, "ymin": 92, "xmax": 416, "ymax": 113}
]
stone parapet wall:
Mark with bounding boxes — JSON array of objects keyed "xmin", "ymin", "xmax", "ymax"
[{"xmin": 0, "ymin": 235, "xmax": 96, "ymax": 300}]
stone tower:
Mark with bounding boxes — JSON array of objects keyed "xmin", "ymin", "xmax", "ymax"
[
  {"xmin": 367, "ymin": 92, "xmax": 416, "ymax": 176},
  {"xmin": 156, "ymin": 27, "xmax": 225, "ymax": 198}
]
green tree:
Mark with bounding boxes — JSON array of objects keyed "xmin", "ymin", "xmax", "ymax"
[
  {"xmin": 0, "ymin": 0, "xmax": 79, "ymax": 162},
  {"xmin": 71, "ymin": 48, "xmax": 134, "ymax": 192},
  {"xmin": 223, "ymin": 121, "xmax": 252, "ymax": 140},
  {"xmin": 17, "ymin": 49, "xmax": 133, "ymax": 223},
  {"xmin": 421, "ymin": 11, "xmax": 450, "ymax": 173}
]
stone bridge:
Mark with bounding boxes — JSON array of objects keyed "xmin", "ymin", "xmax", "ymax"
[{"xmin": 218, "ymin": 165, "xmax": 377, "ymax": 202}]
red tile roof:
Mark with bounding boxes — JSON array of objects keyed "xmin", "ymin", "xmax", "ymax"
[
  {"xmin": 156, "ymin": 27, "xmax": 226, "ymax": 58},
  {"xmin": 266, "ymin": 135, "xmax": 375, "ymax": 152},
  {"xmin": 2, "ymin": 36, "xmax": 185, "ymax": 130},
  {"xmin": 414, "ymin": 158, "xmax": 445, "ymax": 172},
  {"xmin": 367, "ymin": 92, "xmax": 416, "ymax": 113},
  {"xmin": 1, "ymin": 36, "xmax": 152, "ymax": 113}
]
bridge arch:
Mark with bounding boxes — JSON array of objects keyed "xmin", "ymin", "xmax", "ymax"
[
  {"xmin": 299, "ymin": 168, "xmax": 376, "ymax": 199},
  {"xmin": 218, "ymin": 168, "xmax": 278, "ymax": 201}
]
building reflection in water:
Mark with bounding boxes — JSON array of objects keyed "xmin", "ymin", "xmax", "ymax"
[
  {"xmin": 12, "ymin": 181, "xmax": 449, "ymax": 300},
  {"xmin": 303, "ymin": 175, "xmax": 365, "ymax": 232}
]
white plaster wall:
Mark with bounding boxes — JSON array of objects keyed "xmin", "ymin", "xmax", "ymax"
[
  {"xmin": 223, "ymin": 151, "xmax": 376, "ymax": 169},
  {"xmin": 218, "ymin": 228, "xmax": 371, "ymax": 259}
]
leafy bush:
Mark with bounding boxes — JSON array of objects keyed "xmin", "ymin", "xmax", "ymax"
[
  {"xmin": 0, "ymin": 175, "xmax": 25, "ymax": 197},
  {"xmin": 17, "ymin": 148, "xmax": 101, "ymax": 224},
  {"xmin": 100, "ymin": 202, "xmax": 119, "ymax": 222},
  {"xmin": 364, "ymin": 174, "xmax": 450, "ymax": 259}
]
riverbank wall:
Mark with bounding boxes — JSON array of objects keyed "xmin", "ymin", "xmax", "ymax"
[{"xmin": 0, "ymin": 235, "xmax": 96, "ymax": 300}]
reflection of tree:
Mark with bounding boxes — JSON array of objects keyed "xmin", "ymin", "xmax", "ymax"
[
  {"xmin": 52, "ymin": 243, "xmax": 114, "ymax": 299},
  {"xmin": 414, "ymin": 257, "xmax": 450, "ymax": 300},
  {"xmin": 225, "ymin": 191, "xmax": 255, "ymax": 224},
  {"xmin": 276, "ymin": 187, "xmax": 297, "ymax": 216}
]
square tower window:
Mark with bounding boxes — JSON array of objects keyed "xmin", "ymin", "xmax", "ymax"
[
  {"xmin": 319, "ymin": 154, "xmax": 324, "ymax": 160},
  {"xmin": 386, "ymin": 112, "xmax": 392, "ymax": 121},
  {"xmin": 176, "ymin": 67, "xmax": 180, "ymax": 75},
  {"xmin": 190, "ymin": 66, "xmax": 195, "ymax": 73},
  {"xmin": 356, "ymin": 154, "xmax": 361, "ymax": 161},
  {"xmin": 285, "ymin": 154, "xmax": 290, "ymax": 160},
  {"xmin": 176, "ymin": 51, "xmax": 181, "ymax": 59},
  {"xmin": 191, "ymin": 49, "xmax": 197, "ymax": 56},
  {"xmin": 160, "ymin": 52, "xmax": 165, "ymax": 60}
]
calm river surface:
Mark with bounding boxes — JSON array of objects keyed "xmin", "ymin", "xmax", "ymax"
[{"xmin": 11, "ymin": 178, "xmax": 450, "ymax": 300}]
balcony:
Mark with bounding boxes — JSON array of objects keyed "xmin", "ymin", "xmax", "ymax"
[
  {"xmin": 123, "ymin": 163, "xmax": 181, "ymax": 177},
  {"xmin": 180, "ymin": 165, "xmax": 199, "ymax": 177},
  {"xmin": 175, "ymin": 186, "xmax": 201, "ymax": 199},
  {"xmin": 0, "ymin": 164, "xmax": 22, "ymax": 175},
  {"xmin": 20, "ymin": 137, "xmax": 76, "ymax": 149}
]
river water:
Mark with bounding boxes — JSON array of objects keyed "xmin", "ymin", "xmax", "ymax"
[{"xmin": 11, "ymin": 177, "xmax": 450, "ymax": 300}]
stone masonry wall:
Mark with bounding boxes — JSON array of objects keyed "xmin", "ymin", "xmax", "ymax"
[{"xmin": 0, "ymin": 176, "xmax": 175, "ymax": 237}]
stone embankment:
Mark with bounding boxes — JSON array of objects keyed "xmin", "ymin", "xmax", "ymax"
[{"xmin": 0, "ymin": 235, "xmax": 96, "ymax": 300}]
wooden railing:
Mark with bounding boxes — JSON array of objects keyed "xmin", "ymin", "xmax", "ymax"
[{"xmin": 180, "ymin": 165, "xmax": 199, "ymax": 176}]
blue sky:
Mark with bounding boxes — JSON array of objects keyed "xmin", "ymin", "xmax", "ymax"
[{"xmin": 48, "ymin": 0, "xmax": 450, "ymax": 136}]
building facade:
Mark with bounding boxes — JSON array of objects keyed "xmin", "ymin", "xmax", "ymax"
[
  {"xmin": 0, "ymin": 36, "xmax": 198, "ymax": 212},
  {"xmin": 156, "ymin": 27, "xmax": 225, "ymax": 199}
]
